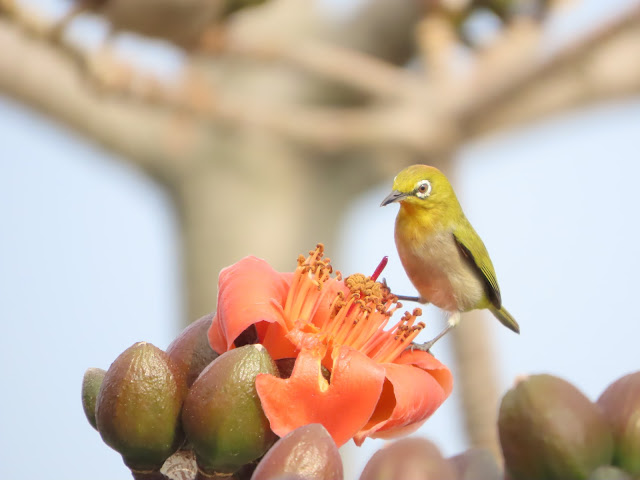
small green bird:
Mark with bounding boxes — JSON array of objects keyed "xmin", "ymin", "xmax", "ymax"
[{"xmin": 381, "ymin": 164, "xmax": 519, "ymax": 351}]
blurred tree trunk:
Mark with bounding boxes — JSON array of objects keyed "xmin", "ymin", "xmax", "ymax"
[
  {"xmin": 172, "ymin": 131, "xmax": 405, "ymax": 321},
  {"xmin": 450, "ymin": 310, "xmax": 503, "ymax": 460}
]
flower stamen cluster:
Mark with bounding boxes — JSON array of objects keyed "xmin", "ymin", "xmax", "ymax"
[{"xmin": 283, "ymin": 244, "xmax": 425, "ymax": 366}]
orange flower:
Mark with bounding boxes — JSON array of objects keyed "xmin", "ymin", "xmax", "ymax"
[{"xmin": 208, "ymin": 245, "xmax": 453, "ymax": 447}]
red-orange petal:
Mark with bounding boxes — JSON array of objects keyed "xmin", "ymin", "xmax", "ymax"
[
  {"xmin": 395, "ymin": 349, "xmax": 454, "ymax": 398},
  {"xmin": 353, "ymin": 351, "xmax": 453, "ymax": 446},
  {"xmin": 208, "ymin": 311, "xmax": 227, "ymax": 354},
  {"xmin": 208, "ymin": 256, "xmax": 290, "ymax": 354},
  {"xmin": 260, "ymin": 322, "xmax": 298, "ymax": 360},
  {"xmin": 255, "ymin": 346, "xmax": 385, "ymax": 447}
]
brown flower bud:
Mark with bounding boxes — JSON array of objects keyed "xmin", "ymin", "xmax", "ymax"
[
  {"xmin": 167, "ymin": 313, "xmax": 219, "ymax": 387},
  {"xmin": 95, "ymin": 342, "xmax": 187, "ymax": 472},
  {"xmin": 359, "ymin": 437, "xmax": 457, "ymax": 480},
  {"xmin": 251, "ymin": 424, "xmax": 343, "ymax": 480},
  {"xmin": 82, "ymin": 367, "xmax": 106, "ymax": 430},
  {"xmin": 449, "ymin": 448, "xmax": 502, "ymax": 480},
  {"xmin": 499, "ymin": 374, "xmax": 613, "ymax": 480},
  {"xmin": 182, "ymin": 344, "xmax": 278, "ymax": 476},
  {"xmin": 597, "ymin": 371, "xmax": 640, "ymax": 475}
]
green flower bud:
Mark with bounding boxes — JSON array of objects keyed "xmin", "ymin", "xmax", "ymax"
[
  {"xmin": 586, "ymin": 465, "xmax": 633, "ymax": 480},
  {"xmin": 182, "ymin": 344, "xmax": 278, "ymax": 476},
  {"xmin": 95, "ymin": 342, "xmax": 188, "ymax": 473},
  {"xmin": 251, "ymin": 424, "xmax": 343, "ymax": 480},
  {"xmin": 359, "ymin": 438, "xmax": 457, "ymax": 480},
  {"xmin": 82, "ymin": 367, "xmax": 106, "ymax": 430},
  {"xmin": 498, "ymin": 374, "xmax": 613, "ymax": 480},
  {"xmin": 167, "ymin": 313, "xmax": 219, "ymax": 387},
  {"xmin": 449, "ymin": 448, "xmax": 502, "ymax": 480},
  {"xmin": 597, "ymin": 371, "xmax": 640, "ymax": 475}
]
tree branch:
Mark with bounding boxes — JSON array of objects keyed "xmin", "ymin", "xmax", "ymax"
[
  {"xmin": 460, "ymin": 2, "xmax": 640, "ymax": 134},
  {"xmin": 221, "ymin": 37, "xmax": 427, "ymax": 101},
  {"xmin": 0, "ymin": 13, "xmax": 211, "ymax": 182},
  {"xmin": 2, "ymin": 0, "xmax": 640, "ymax": 162},
  {"xmin": 0, "ymin": 11, "xmax": 455, "ymax": 155}
]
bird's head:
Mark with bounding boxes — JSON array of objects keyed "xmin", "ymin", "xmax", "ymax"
[{"xmin": 380, "ymin": 165, "xmax": 458, "ymax": 213}]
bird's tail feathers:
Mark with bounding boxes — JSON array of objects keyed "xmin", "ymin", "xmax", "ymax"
[{"xmin": 489, "ymin": 305, "xmax": 520, "ymax": 334}]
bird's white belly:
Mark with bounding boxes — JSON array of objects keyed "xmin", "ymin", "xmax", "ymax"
[{"xmin": 396, "ymin": 230, "xmax": 485, "ymax": 312}]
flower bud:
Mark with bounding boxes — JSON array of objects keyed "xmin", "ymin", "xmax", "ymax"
[
  {"xmin": 597, "ymin": 371, "xmax": 640, "ymax": 475},
  {"xmin": 95, "ymin": 342, "xmax": 188, "ymax": 472},
  {"xmin": 498, "ymin": 374, "xmax": 613, "ymax": 480},
  {"xmin": 182, "ymin": 344, "xmax": 278, "ymax": 476},
  {"xmin": 251, "ymin": 424, "xmax": 343, "ymax": 480},
  {"xmin": 449, "ymin": 448, "xmax": 502, "ymax": 480},
  {"xmin": 82, "ymin": 367, "xmax": 106, "ymax": 430},
  {"xmin": 586, "ymin": 465, "xmax": 633, "ymax": 480},
  {"xmin": 359, "ymin": 437, "xmax": 457, "ymax": 480},
  {"xmin": 167, "ymin": 313, "xmax": 219, "ymax": 387}
]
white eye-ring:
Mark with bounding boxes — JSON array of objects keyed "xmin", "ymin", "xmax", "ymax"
[{"xmin": 415, "ymin": 180, "xmax": 432, "ymax": 199}]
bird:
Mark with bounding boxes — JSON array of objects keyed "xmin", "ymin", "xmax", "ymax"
[{"xmin": 381, "ymin": 164, "xmax": 519, "ymax": 351}]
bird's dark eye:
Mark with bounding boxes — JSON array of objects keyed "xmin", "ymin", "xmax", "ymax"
[{"xmin": 415, "ymin": 180, "xmax": 432, "ymax": 199}]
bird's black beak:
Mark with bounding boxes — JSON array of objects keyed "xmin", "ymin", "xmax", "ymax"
[{"xmin": 380, "ymin": 190, "xmax": 407, "ymax": 207}]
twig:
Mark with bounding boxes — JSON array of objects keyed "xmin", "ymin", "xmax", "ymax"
[
  {"xmin": 220, "ymin": 36, "xmax": 428, "ymax": 101},
  {"xmin": 131, "ymin": 471, "xmax": 170, "ymax": 480},
  {"xmin": 459, "ymin": 2, "xmax": 640, "ymax": 125},
  {"xmin": 0, "ymin": 0, "xmax": 87, "ymax": 67},
  {"xmin": 0, "ymin": 15, "xmax": 453, "ymax": 154},
  {"xmin": 2, "ymin": 0, "xmax": 640, "ymax": 154}
]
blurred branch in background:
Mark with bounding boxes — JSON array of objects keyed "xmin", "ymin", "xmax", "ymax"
[
  {"xmin": 3, "ymin": 0, "xmax": 640, "ymax": 154},
  {"xmin": 2, "ymin": 0, "xmax": 640, "ymax": 463}
]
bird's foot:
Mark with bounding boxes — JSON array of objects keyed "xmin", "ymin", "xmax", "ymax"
[
  {"xmin": 406, "ymin": 340, "xmax": 434, "ymax": 353},
  {"xmin": 406, "ymin": 321, "xmax": 457, "ymax": 354},
  {"xmin": 396, "ymin": 294, "xmax": 423, "ymax": 303},
  {"xmin": 380, "ymin": 279, "xmax": 425, "ymax": 304}
]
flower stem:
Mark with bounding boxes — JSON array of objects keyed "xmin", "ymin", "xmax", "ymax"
[
  {"xmin": 195, "ymin": 471, "xmax": 237, "ymax": 480},
  {"xmin": 131, "ymin": 471, "xmax": 169, "ymax": 480}
]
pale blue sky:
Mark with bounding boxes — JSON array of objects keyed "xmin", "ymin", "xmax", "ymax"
[
  {"xmin": 0, "ymin": 96, "xmax": 182, "ymax": 478},
  {"xmin": 1, "ymin": 1, "xmax": 640, "ymax": 478}
]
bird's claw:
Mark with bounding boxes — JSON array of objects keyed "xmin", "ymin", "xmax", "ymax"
[
  {"xmin": 381, "ymin": 278, "xmax": 423, "ymax": 303},
  {"xmin": 406, "ymin": 341, "xmax": 433, "ymax": 354}
]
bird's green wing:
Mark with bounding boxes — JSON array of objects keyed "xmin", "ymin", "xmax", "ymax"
[{"xmin": 452, "ymin": 226, "xmax": 502, "ymax": 309}]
